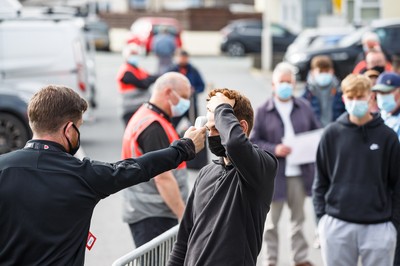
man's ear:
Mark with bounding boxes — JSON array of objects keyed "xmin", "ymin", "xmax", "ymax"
[
  {"xmin": 165, "ymin": 87, "xmax": 172, "ymax": 96},
  {"xmin": 239, "ymin": 120, "xmax": 249, "ymax": 136},
  {"xmin": 165, "ymin": 87, "xmax": 175, "ymax": 102},
  {"xmin": 63, "ymin": 121, "xmax": 74, "ymax": 137}
]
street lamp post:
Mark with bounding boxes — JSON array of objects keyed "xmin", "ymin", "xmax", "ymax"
[{"xmin": 262, "ymin": 7, "xmax": 272, "ymax": 72}]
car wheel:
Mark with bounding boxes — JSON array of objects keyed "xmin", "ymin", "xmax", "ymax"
[
  {"xmin": 227, "ymin": 42, "xmax": 245, "ymax": 57},
  {"xmin": 0, "ymin": 113, "xmax": 30, "ymax": 154}
]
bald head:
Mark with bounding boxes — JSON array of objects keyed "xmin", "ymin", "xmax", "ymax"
[
  {"xmin": 153, "ymin": 72, "xmax": 190, "ymax": 94},
  {"xmin": 150, "ymin": 72, "xmax": 191, "ymax": 116}
]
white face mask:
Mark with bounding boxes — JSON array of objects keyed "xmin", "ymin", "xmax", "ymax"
[{"xmin": 170, "ymin": 93, "xmax": 190, "ymax": 117}]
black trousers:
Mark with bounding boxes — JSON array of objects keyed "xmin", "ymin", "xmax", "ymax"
[
  {"xmin": 129, "ymin": 217, "xmax": 178, "ymax": 266},
  {"xmin": 129, "ymin": 217, "xmax": 178, "ymax": 248}
]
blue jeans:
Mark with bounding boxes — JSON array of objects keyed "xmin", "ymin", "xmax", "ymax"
[{"xmin": 129, "ymin": 217, "xmax": 178, "ymax": 247}]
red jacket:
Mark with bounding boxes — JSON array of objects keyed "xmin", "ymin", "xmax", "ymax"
[
  {"xmin": 352, "ymin": 60, "xmax": 392, "ymax": 74},
  {"xmin": 122, "ymin": 105, "xmax": 186, "ymax": 169},
  {"xmin": 116, "ymin": 63, "xmax": 150, "ymax": 93}
]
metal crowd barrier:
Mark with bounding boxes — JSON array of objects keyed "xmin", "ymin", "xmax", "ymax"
[{"xmin": 112, "ymin": 225, "xmax": 179, "ymax": 266}]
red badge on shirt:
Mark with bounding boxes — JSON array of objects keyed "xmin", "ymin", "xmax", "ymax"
[{"xmin": 86, "ymin": 231, "xmax": 97, "ymax": 250}]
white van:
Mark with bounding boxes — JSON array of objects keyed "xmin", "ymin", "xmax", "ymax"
[{"xmin": 0, "ymin": 18, "xmax": 91, "ymax": 102}]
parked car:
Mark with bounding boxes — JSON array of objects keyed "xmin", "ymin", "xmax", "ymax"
[
  {"xmin": 285, "ymin": 27, "xmax": 355, "ymax": 57},
  {"xmin": 0, "ymin": 84, "xmax": 33, "ymax": 154},
  {"xmin": 285, "ymin": 18, "xmax": 400, "ymax": 81},
  {"xmin": 0, "ymin": 16, "xmax": 94, "ymax": 108},
  {"xmin": 127, "ymin": 17, "xmax": 183, "ymax": 55},
  {"xmin": 219, "ymin": 19, "xmax": 297, "ymax": 58}
]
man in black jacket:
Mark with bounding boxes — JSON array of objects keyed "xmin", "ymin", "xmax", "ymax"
[
  {"xmin": 168, "ymin": 88, "xmax": 278, "ymax": 266},
  {"xmin": 0, "ymin": 85, "xmax": 205, "ymax": 265},
  {"xmin": 169, "ymin": 50, "xmax": 205, "ymax": 127},
  {"xmin": 313, "ymin": 74, "xmax": 400, "ymax": 266}
]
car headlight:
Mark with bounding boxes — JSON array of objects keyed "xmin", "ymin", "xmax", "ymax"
[{"xmin": 287, "ymin": 53, "xmax": 309, "ymax": 65}]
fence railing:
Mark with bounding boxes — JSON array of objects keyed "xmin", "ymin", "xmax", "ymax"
[{"xmin": 112, "ymin": 225, "xmax": 179, "ymax": 266}]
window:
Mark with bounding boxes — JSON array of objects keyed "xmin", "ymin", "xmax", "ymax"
[
  {"xmin": 238, "ymin": 22, "xmax": 262, "ymax": 36},
  {"xmin": 271, "ymin": 25, "xmax": 286, "ymax": 37},
  {"xmin": 130, "ymin": 0, "xmax": 146, "ymax": 9}
]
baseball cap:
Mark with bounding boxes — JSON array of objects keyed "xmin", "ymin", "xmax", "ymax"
[{"xmin": 372, "ymin": 72, "xmax": 400, "ymax": 92}]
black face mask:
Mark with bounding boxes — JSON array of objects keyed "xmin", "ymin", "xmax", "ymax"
[
  {"xmin": 371, "ymin": 65, "xmax": 385, "ymax": 74},
  {"xmin": 207, "ymin": 135, "xmax": 226, "ymax": 157},
  {"xmin": 64, "ymin": 123, "xmax": 80, "ymax": 156}
]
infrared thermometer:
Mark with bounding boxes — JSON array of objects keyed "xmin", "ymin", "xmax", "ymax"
[{"xmin": 194, "ymin": 116, "xmax": 207, "ymax": 128}]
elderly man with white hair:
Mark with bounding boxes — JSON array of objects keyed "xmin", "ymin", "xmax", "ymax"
[
  {"xmin": 353, "ymin": 31, "xmax": 393, "ymax": 74},
  {"xmin": 362, "ymin": 31, "xmax": 381, "ymax": 53},
  {"xmin": 250, "ymin": 62, "xmax": 321, "ymax": 266}
]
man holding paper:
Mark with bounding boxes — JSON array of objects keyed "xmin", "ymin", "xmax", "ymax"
[{"xmin": 250, "ymin": 62, "xmax": 320, "ymax": 266}]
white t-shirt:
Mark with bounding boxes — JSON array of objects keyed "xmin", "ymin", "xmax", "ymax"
[{"xmin": 274, "ymin": 98, "xmax": 302, "ymax": 177}]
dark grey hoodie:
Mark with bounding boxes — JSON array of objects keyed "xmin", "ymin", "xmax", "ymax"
[{"xmin": 312, "ymin": 112, "xmax": 400, "ymax": 230}]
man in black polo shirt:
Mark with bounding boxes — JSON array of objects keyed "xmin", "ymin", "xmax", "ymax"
[{"xmin": 0, "ymin": 85, "xmax": 205, "ymax": 265}]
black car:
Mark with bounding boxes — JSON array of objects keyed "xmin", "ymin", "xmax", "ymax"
[
  {"xmin": 285, "ymin": 18, "xmax": 400, "ymax": 81},
  {"xmin": 220, "ymin": 19, "xmax": 297, "ymax": 59},
  {"xmin": 285, "ymin": 27, "xmax": 355, "ymax": 59},
  {"xmin": 0, "ymin": 85, "xmax": 33, "ymax": 154}
]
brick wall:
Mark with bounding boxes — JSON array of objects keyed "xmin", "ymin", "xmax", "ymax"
[{"xmin": 99, "ymin": 8, "xmax": 262, "ymax": 31}]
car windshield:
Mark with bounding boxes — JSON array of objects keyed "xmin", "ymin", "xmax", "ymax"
[
  {"xmin": 293, "ymin": 32, "xmax": 314, "ymax": 46},
  {"xmin": 153, "ymin": 25, "xmax": 178, "ymax": 35},
  {"xmin": 338, "ymin": 27, "xmax": 368, "ymax": 47},
  {"xmin": 309, "ymin": 34, "xmax": 347, "ymax": 49}
]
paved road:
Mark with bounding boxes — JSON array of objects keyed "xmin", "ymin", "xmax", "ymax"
[{"xmin": 81, "ymin": 52, "xmax": 323, "ymax": 266}]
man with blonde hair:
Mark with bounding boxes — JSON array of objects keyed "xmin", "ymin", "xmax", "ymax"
[{"xmin": 313, "ymin": 74, "xmax": 400, "ymax": 266}]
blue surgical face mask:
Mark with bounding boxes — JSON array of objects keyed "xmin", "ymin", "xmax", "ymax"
[
  {"xmin": 276, "ymin": 82, "xmax": 293, "ymax": 100},
  {"xmin": 127, "ymin": 55, "xmax": 138, "ymax": 66},
  {"xmin": 170, "ymin": 95, "xmax": 190, "ymax": 117},
  {"xmin": 345, "ymin": 99, "xmax": 369, "ymax": 118},
  {"xmin": 376, "ymin": 93, "xmax": 396, "ymax": 113},
  {"xmin": 315, "ymin": 73, "xmax": 333, "ymax": 87}
]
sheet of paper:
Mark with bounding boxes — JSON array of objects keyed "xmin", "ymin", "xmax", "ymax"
[{"xmin": 282, "ymin": 128, "xmax": 324, "ymax": 165}]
